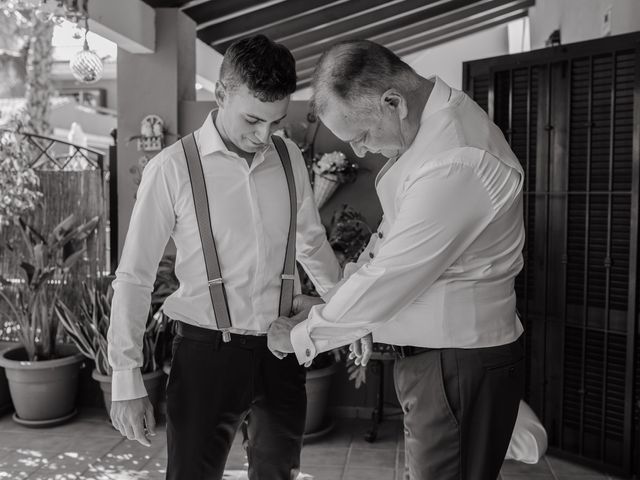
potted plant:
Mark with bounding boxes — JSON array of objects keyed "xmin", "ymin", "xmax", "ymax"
[
  {"xmin": 56, "ymin": 280, "xmax": 166, "ymax": 417},
  {"xmin": 0, "ymin": 214, "xmax": 99, "ymax": 426}
]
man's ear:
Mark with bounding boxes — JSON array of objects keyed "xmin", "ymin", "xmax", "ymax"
[
  {"xmin": 381, "ymin": 89, "xmax": 408, "ymax": 120},
  {"xmin": 214, "ymin": 81, "xmax": 226, "ymax": 107}
]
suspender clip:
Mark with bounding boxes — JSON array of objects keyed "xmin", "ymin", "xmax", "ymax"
[
  {"xmin": 281, "ymin": 274, "xmax": 295, "ymax": 281},
  {"xmin": 222, "ymin": 330, "xmax": 231, "ymax": 343},
  {"xmin": 208, "ymin": 278, "xmax": 223, "ymax": 286}
]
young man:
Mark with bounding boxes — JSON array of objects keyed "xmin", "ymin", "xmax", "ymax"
[
  {"xmin": 269, "ymin": 40, "xmax": 525, "ymax": 479},
  {"xmin": 107, "ymin": 35, "xmax": 341, "ymax": 480}
]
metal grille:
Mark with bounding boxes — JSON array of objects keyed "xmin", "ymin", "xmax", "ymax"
[
  {"xmin": 491, "ymin": 67, "xmax": 541, "ymax": 403},
  {"xmin": 464, "ymin": 34, "xmax": 640, "ymax": 477}
]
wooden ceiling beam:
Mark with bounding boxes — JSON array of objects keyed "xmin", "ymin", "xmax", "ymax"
[
  {"xmin": 291, "ymin": 0, "xmax": 531, "ymax": 61},
  {"xmin": 295, "ymin": 7, "xmax": 529, "ymax": 88},
  {"xmin": 374, "ymin": 0, "xmax": 532, "ymax": 45},
  {"xmin": 284, "ymin": 0, "xmax": 475, "ymax": 53},
  {"xmin": 211, "ymin": 0, "xmax": 389, "ymax": 51},
  {"xmin": 202, "ymin": 0, "xmax": 353, "ymax": 49},
  {"xmin": 183, "ymin": 0, "xmax": 284, "ymax": 26},
  {"xmin": 393, "ymin": 9, "xmax": 528, "ymax": 55},
  {"xmin": 293, "ymin": 0, "xmax": 531, "ymax": 73}
]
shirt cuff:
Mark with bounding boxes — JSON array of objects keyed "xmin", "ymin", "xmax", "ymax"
[
  {"xmin": 291, "ymin": 320, "xmax": 317, "ymax": 365},
  {"xmin": 111, "ymin": 368, "xmax": 148, "ymax": 401}
]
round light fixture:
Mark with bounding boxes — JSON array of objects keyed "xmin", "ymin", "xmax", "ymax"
[{"xmin": 70, "ymin": 39, "xmax": 103, "ymax": 83}]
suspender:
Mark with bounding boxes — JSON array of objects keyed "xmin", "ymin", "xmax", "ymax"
[
  {"xmin": 181, "ymin": 134, "xmax": 297, "ymax": 340},
  {"xmin": 272, "ymin": 135, "xmax": 297, "ymax": 318}
]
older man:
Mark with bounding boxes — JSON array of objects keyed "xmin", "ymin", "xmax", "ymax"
[{"xmin": 269, "ymin": 40, "xmax": 525, "ymax": 479}]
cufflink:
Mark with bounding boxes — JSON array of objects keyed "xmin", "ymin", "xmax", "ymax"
[{"xmin": 305, "ymin": 348, "xmax": 311, "ymax": 357}]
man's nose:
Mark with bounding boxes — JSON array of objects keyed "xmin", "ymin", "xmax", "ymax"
[{"xmin": 256, "ymin": 124, "xmax": 271, "ymax": 143}]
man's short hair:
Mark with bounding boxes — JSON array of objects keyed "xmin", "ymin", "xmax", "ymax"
[
  {"xmin": 312, "ymin": 40, "xmax": 420, "ymax": 117},
  {"xmin": 220, "ymin": 34, "xmax": 297, "ymax": 102}
]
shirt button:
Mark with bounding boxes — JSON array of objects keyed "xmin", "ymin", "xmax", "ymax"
[
  {"xmin": 378, "ymin": 231, "xmax": 383, "ymax": 239},
  {"xmin": 369, "ymin": 252, "xmax": 375, "ymax": 259},
  {"xmin": 305, "ymin": 348, "xmax": 311, "ymax": 357}
]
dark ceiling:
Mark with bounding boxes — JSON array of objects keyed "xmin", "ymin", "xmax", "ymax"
[{"xmin": 143, "ymin": 0, "xmax": 534, "ymax": 89}]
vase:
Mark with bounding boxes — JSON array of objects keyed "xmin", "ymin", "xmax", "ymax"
[{"xmin": 304, "ymin": 361, "xmax": 338, "ymax": 438}]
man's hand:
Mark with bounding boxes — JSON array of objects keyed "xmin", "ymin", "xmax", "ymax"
[
  {"xmin": 268, "ymin": 315, "xmax": 299, "ymax": 359},
  {"xmin": 268, "ymin": 295, "xmax": 324, "ymax": 361},
  {"xmin": 110, "ymin": 396, "xmax": 156, "ymax": 447},
  {"xmin": 292, "ymin": 294, "xmax": 324, "ymax": 317},
  {"xmin": 348, "ymin": 333, "xmax": 373, "ymax": 367}
]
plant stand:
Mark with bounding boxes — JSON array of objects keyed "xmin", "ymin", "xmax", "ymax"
[{"xmin": 365, "ymin": 352, "xmax": 398, "ymax": 443}]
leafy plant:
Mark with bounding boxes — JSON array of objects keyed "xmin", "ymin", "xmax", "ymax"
[
  {"xmin": 0, "ymin": 125, "xmax": 42, "ymax": 226},
  {"xmin": 56, "ymin": 280, "xmax": 165, "ymax": 376},
  {"xmin": 328, "ymin": 205, "xmax": 372, "ymax": 267},
  {"xmin": 0, "ymin": 214, "xmax": 99, "ymax": 361}
]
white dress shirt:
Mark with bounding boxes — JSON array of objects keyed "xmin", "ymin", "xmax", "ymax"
[
  {"xmin": 291, "ymin": 77, "xmax": 525, "ymax": 364},
  {"xmin": 109, "ymin": 111, "xmax": 342, "ymax": 401}
]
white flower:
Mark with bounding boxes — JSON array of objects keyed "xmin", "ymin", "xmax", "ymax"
[{"xmin": 314, "ymin": 151, "xmax": 347, "ymax": 174}]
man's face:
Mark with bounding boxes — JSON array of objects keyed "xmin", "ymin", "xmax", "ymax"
[
  {"xmin": 320, "ymin": 95, "xmax": 405, "ymax": 159},
  {"xmin": 217, "ymin": 83, "xmax": 289, "ymax": 153}
]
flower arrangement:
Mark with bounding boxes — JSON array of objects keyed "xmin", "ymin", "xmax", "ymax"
[{"xmin": 312, "ymin": 152, "xmax": 359, "ymax": 208}]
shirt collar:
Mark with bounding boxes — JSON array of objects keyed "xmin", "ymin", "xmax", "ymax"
[
  {"xmin": 196, "ymin": 110, "xmax": 229, "ymax": 157},
  {"xmin": 196, "ymin": 109, "xmax": 271, "ymax": 159},
  {"xmin": 420, "ymin": 76, "xmax": 452, "ymax": 122}
]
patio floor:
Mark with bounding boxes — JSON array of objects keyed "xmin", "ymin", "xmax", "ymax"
[{"xmin": 0, "ymin": 408, "xmax": 624, "ymax": 480}]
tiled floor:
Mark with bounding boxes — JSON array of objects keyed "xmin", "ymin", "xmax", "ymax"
[{"xmin": 0, "ymin": 408, "xmax": 623, "ymax": 480}]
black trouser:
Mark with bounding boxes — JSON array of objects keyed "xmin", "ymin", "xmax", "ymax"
[
  {"xmin": 166, "ymin": 322, "xmax": 307, "ymax": 480},
  {"xmin": 394, "ymin": 337, "xmax": 524, "ymax": 480}
]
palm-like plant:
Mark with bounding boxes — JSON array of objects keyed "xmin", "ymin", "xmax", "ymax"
[
  {"xmin": 0, "ymin": 214, "xmax": 99, "ymax": 361},
  {"xmin": 56, "ymin": 281, "xmax": 165, "ymax": 376}
]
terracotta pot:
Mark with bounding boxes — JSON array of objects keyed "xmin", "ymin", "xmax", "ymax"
[
  {"xmin": 305, "ymin": 362, "xmax": 338, "ymax": 435},
  {"xmin": 92, "ymin": 368, "xmax": 165, "ymax": 417},
  {"xmin": 0, "ymin": 344, "xmax": 84, "ymax": 426},
  {"xmin": 0, "ymin": 342, "xmax": 15, "ymax": 417}
]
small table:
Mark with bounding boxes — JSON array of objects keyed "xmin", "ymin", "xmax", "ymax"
[{"xmin": 365, "ymin": 350, "xmax": 399, "ymax": 443}]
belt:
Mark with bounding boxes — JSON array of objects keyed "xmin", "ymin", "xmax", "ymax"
[
  {"xmin": 174, "ymin": 321, "xmax": 267, "ymax": 348},
  {"xmin": 391, "ymin": 345, "xmax": 434, "ymax": 359}
]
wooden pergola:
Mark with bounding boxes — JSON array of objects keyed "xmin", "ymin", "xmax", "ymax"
[{"xmin": 143, "ymin": 0, "xmax": 534, "ymax": 88}]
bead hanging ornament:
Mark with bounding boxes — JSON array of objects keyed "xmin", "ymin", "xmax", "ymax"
[{"xmin": 69, "ymin": 14, "xmax": 103, "ymax": 84}]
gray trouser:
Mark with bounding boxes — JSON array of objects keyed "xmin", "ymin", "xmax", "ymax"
[{"xmin": 394, "ymin": 338, "xmax": 524, "ymax": 480}]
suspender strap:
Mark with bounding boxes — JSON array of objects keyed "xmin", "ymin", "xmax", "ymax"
[
  {"xmin": 271, "ymin": 135, "xmax": 297, "ymax": 318},
  {"xmin": 181, "ymin": 133, "xmax": 232, "ymax": 331}
]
